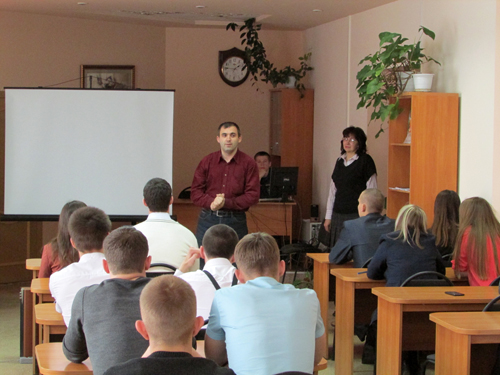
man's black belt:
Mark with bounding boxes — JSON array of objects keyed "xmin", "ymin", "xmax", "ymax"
[{"xmin": 202, "ymin": 208, "xmax": 245, "ymax": 217}]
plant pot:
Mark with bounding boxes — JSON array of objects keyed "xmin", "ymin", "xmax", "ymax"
[
  {"xmin": 413, "ymin": 73, "xmax": 434, "ymax": 92},
  {"xmin": 284, "ymin": 76, "xmax": 296, "ymax": 88},
  {"xmin": 397, "ymin": 71, "xmax": 414, "ymax": 92}
]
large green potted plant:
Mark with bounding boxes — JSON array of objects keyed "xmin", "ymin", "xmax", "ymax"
[
  {"xmin": 227, "ymin": 18, "xmax": 313, "ymax": 96},
  {"xmin": 356, "ymin": 26, "xmax": 440, "ymax": 137}
]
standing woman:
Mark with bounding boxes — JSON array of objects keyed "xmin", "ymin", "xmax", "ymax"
[
  {"xmin": 38, "ymin": 200, "xmax": 87, "ymax": 278},
  {"xmin": 430, "ymin": 190, "xmax": 461, "ymax": 258},
  {"xmin": 452, "ymin": 197, "xmax": 500, "ymax": 286},
  {"xmin": 323, "ymin": 126, "xmax": 377, "ymax": 247}
]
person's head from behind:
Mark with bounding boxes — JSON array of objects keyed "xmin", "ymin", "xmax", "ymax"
[
  {"xmin": 431, "ymin": 190, "xmax": 460, "ymax": 247},
  {"xmin": 103, "ymin": 226, "xmax": 151, "ymax": 275},
  {"xmin": 358, "ymin": 189, "xmax": 385, "ymax": 217},
  {"xmin": 453, "ymin": 197, "xmax": 500, "ymax": 279},
  {"xmin": 136, "ymin": 276, "xmax": 204, "ymax": 347},
  {"xmin": 201, "ymin": 224, "xmax": 239, "ymax": 262},
  {"xmin": 234, "ymin": 232, "xmax": 285, "ymax": 282},
  {"xmin": 53, "ymin": 200, "xmax": 87, "ymax": 267},
  {"xmin": 254, "ymin": 151, "xmax": 271, "ymax": 177},
  {"xmin": 340, "ymin": 126, "xmax": 367, "ymax": 156},
  {"xmin": 143, "ymin": 178, "xmax": 172, "ymax": 212},
  {"xmin": 68, "ymin": 206, "xmax": 111, "ymax": 253},
  {"xmin": 394, "ymin": 204, "xmax": 427, "ymax": 248}
]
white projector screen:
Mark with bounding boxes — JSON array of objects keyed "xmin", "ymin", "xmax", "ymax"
[{"xmin": 4, "ymin": 88, "xmax": 174, "ymax": 219}]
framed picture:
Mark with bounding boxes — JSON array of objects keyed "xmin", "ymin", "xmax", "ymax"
[{"xmin": 80, "ymin": 65, "xmax": 135, "ymax": 89}]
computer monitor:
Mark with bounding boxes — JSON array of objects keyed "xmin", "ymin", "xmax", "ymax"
[{"xmin": 269, "ymin": 167, "xmax": 299, "ymax": 202}]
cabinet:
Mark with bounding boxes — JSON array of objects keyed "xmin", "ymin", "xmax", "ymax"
[
  {"xmin": 270, "ymin": 88, "xmax": 314, "ymax": 222},
  {"xmin": 387, "ymin": 92, "xmax": 459, "ymax": 225}
]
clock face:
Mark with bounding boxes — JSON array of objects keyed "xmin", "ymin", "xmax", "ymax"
[{"xmin": 222, "ymin": 57, "xmax": 248, "ymax": 83}]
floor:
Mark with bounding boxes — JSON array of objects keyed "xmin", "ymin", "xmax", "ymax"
[{"xmin": 0, "ymin": 281, "xmax": 427, "ymax": 375}]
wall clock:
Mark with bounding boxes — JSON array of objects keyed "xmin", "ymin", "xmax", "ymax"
[{"xmin": 218, "ymin": 47, "xmax": 249, "ymax": 87}]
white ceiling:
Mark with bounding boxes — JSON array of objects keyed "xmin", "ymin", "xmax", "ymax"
[{"xmin": 0, "ymin": 0, "xmax": 397, "ymax": 30}]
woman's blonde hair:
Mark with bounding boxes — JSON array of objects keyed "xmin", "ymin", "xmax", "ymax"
[
  {"xmin": 394, "ymin": 204, "xmax": 428, "ymax": 248},
  {"xmin": 452, "ymin": 197, "xmax": 500, "ymax": 279}
]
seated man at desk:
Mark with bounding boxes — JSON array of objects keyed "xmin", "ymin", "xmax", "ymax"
[
  {"xmin": 205, "ymin": 232, "xmax": 326, "ymax": 375},
  {"xmin": 329, "ymin": 189, "xmax": 394, "ymax": 267},
  {"xmin": 103, "ymin": 276, "xmax": 235, "ymax": 375},
  {"xmin": 254, "ymin": 151, "xmax": 271, "ymax": 199},
  {"xmin": 135, "ymin": 178, "xmax": 198, "ymax": 272},
  {"xmin": 63, "ymin": 226, "xmax": 152, "ymax": 375},
  {"xmin": 49, "ymin": 206, "xmax": 111, "ymax": 326}
]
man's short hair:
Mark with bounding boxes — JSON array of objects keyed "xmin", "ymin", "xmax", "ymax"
[
  {"xmin": 140, "ymin": 275, "xmax": 196, "ymax": 345},
  {"xmin": 103, "ymin": 226, "xmax": 149, "ymax": 274},
  {"xmin": 360, "ymin": 189, "xmax": 385, "ymax": 214},
  {"xmin": 254, "ymin": 151, "xmax": 271, "ymax": 161},
  {"xmin": 235, "ymin": 232, "xmax": 280, "ymax": 276},
  {"xmin": 143, "ymin": 178, "xmax": 172, "ymax": 212},
  {"xmin": 68, "ymin": 207, "xmax": 111, "ymax": 252},
  {"xmin": 202, "ymin": 224, "xmax": 239, "ymax": 259},
  {"xmin": 218, "ymin": 121, "xmax": 241, "ymax": 136}
]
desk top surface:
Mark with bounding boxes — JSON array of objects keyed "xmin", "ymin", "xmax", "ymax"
[
  {"xmin": 430, "ymin": 311, "xmax": 500, "ymax": 335},
  {"xmin": 31, "ymin": 278, "xmax": 50, "ymax": 294},
  {"xmin": 26, "ymin": 258, "xmax": 41, "ymax": 271},
  {"xmin": 174, "ymin": 199, "xmax": 296, "ymax": 206},
  {"xmin": 306, "ymin": 253, "xmax": 353, "ymax": 268},
  {"xmin": 332, "ymin": 268, "xmax": 461, "ymax": 283},
  {"xmin": 35, "ymin": 303, "xmax": 64, "ymax": 325},
  {"xmin": 36, "ymin": 343, "xmax": 92, "ymax": 374},
  {"xmin": 373, "ymin": 286, "xmax": 498, "ymax": 304}
]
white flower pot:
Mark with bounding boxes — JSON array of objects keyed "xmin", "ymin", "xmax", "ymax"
[
  {"xmin": 397, "ymin": 71, "xmax": 414, "ymax": 92},
  {"xmin": 284, "ymin": 76, "xmax": 296, "ymax": 88},
  {"xmin": 413, "ymin": 73, "xmax": 434, "ymax": 92}
]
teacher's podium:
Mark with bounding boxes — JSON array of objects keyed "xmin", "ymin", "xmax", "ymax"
[{"xmin": 173, "ymin": 199, "xmax": 295, "ymax": 242}]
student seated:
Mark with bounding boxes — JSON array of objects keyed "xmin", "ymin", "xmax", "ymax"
[
  {"xmin": 329, "ymin": 189, "xmax": 394, "ymax": 267},
  {"xmin": 63, "ymin": 226, "xmax": 152, "ymax": 375},
  {"xmin": 430, "ymin": 190, "xmax": 460, "ymax": 259},
  {"xmin": 103, "ymin": 276, "xmax": 236, "ymax": 375},
  {"xmin": 205, "ymin": 232, "xmax": 326, "ymax": 375},
  {"xmin": 175, "ymin": 224, "xmax": 239, "ymax": 321},
  {"xmin": 49, "ymin": 206, "xmax": 111, "ymax": 326},
  {"xmin": 254, "ymin": 151, "xmax": 271, "ymax": 199},
  {"xmin": 135, "ymin": 178, "xmax": 199, "ymax": 271}
]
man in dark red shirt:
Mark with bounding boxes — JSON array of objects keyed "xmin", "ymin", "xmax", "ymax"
[{"xmin": 191, "ymin": 122, "xmax": 259, "ymax": 246}]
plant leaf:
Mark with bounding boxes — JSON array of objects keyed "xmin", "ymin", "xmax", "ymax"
[{"xmin": 420, "ymin": 26, "xmax": 436, "ymax": 40}]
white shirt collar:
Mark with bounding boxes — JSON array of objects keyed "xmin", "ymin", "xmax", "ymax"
[{"xmin": 147, "ymin": 212, "xmax": 171, "ymax": 220}]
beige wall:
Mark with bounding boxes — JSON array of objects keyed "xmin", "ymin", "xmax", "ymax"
[{"xmin": 305, "ymin": 0, "xmax": 500, "ymax": 217}]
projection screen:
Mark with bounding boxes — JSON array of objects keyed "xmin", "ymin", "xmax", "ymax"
[{"xmin": 4, "ymin": 88, "xmax": 174, "ymax": 220}]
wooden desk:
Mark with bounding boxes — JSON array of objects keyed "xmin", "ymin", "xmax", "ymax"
[
  {"xmin": 373, "ymin": 286, "xmax": 498, "ymax": 374},
  {"xmin": 306, "ymin": 253, "xmax": 352, "ymax": 355},
  {"xmin": 173, "ymin": 199, "xmax": 295, "ymax": 241},
  {"xmin": 31, "ymin": 278, "xmax": 53, "ymax": 302},
  {"xmin": 35, "ymin": 304, "xmax": 66, "ymax": 343},
  {"xmin": 26, "ymin": 258, "xmax": 42, "ymax": 278},
  {"xmin": 332, "ymin": 268, "xmax": 468, "ymax": 375},
  {"xmin": 431, "ymin": 311, "xmax": 500, "ymax": 375},
  {"xmin": 36, "ymin": 343, "xmax": 92, "ymax": 375}
]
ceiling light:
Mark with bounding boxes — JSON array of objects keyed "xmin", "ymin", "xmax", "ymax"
[
  {"xmin": 312, "ymin": 9, "xmax": 323, "ymax": 12},
  {"xmin": 196, "ymin": 5, "xmax": 205, "ymax": 9},
  {"xmin": 77, "ymin": 2, "xmax": 87, "ymax": 5}
]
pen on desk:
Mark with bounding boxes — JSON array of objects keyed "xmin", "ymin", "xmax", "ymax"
[{"xmin": 358, "ymin": 271, "xmax": 368, "ymax": 274}]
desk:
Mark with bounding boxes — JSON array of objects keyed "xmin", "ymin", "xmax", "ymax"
[
  {"xmin": 332, "ymin": 268, "xmax": 468, "ymax": 375},
  {"xmin": 373, "ymin": 286, "xmax": 498, "ymax": 374},
  {"xmin": 430, "ymin": 311, "xmax": 500, "ymax": 375},
  {"xmin": 173, "ymin": 199, "xmax": 295, "ymax": 241},
  {"xmin": 35, "ymin": 304, "xmax": 66, "ymax": 343},
  {"xmin": 35, "ymin": 343, "xmax": 92, "ymax": 375},
  {"xmin": 26, "ymin": 258, "xmax": 42, "ymax": 278},
  {"xmin": 31, "ymin": 278, "xmax": 53, "ymax": 302},
  {"xmin": 306, "ymin": 253, "xmax": 352, "ymax": 355}
]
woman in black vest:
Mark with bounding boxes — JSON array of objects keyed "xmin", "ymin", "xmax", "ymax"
[{"xmin": 323, "ymin": 126, "xmax": 377, "ymax": 247}]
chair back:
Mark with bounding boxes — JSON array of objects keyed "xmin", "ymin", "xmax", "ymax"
[
  {"xmin": 362, "ymin": 257, "xmax": 373, "ymax": 268},
  {"xmin": 489, "ymin": 276, "xmax": 500, "ymax": 287},
  {"xmin": 483, "ymin": 295, "xmax": 500, "ymax": 312},
  {"xmin": 146, "ymin": 263, "xmax": 177, "ymax": 278},
  {"xmin": 400, "ymin": 271, "xmax": 454, "ymax": 287}
]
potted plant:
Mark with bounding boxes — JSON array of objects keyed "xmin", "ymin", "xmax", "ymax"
[
  {"xmin": 356, "ymin": 26, "xmax": 440, "ymax": 137},
  {"xmin": 227, "ymin": 18, "xmax": 313, "ymax": 97}
]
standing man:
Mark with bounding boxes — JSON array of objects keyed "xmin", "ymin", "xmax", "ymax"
[
  {"xmin": 191, "ymin": 122, "xmax": 259, "ymax": 245},
  {"xmin": 254, "ymin": 151, "xmax": 272, "ymax": 199}
]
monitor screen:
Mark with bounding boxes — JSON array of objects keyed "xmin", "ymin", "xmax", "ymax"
[{"xmin": 269, "ymin": 167, "xmax": 299, "ymax": 201}]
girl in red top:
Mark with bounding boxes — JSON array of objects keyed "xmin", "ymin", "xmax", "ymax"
[
  {"xmin": 39, "ymin": 200, "xmax": 86, "ymax": 278},
  {"xmin": 452, "ymin": 197, "xmax": 500, "ymax": 286}
]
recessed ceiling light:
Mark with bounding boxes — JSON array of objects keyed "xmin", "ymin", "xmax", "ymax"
[
  {"xmin": 312, "ymin": 9, "xmax": 322, "ymax": 12},
  {"xmin": 77, "ymin": 2, "xmax": 87, "ymax": 5},
  {"xmin": 196, "ymin": 5, "xmax": 205, "ymax": 9}
]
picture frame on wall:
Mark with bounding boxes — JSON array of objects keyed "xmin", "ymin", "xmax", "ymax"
[{"xmin": 80, "ymin": 65, "xmax": 135, "ymax": 89}]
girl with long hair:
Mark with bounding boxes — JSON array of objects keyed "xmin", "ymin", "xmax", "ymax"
[
  {"xmin": 430, "ymin": 190, "xmax": 460, "ymax": 257},
  {"xmin": 452, "ymin": 197, "xmax": 500, "ymax": 286},
  {"xmin": 39, "ymin": 200, "xmax": 87, "ymax": 277}
]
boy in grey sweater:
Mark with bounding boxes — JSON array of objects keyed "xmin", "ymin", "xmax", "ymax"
[{"xmin": 63, "ymin": 226, "xmax": 152, "ymax": 375}]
